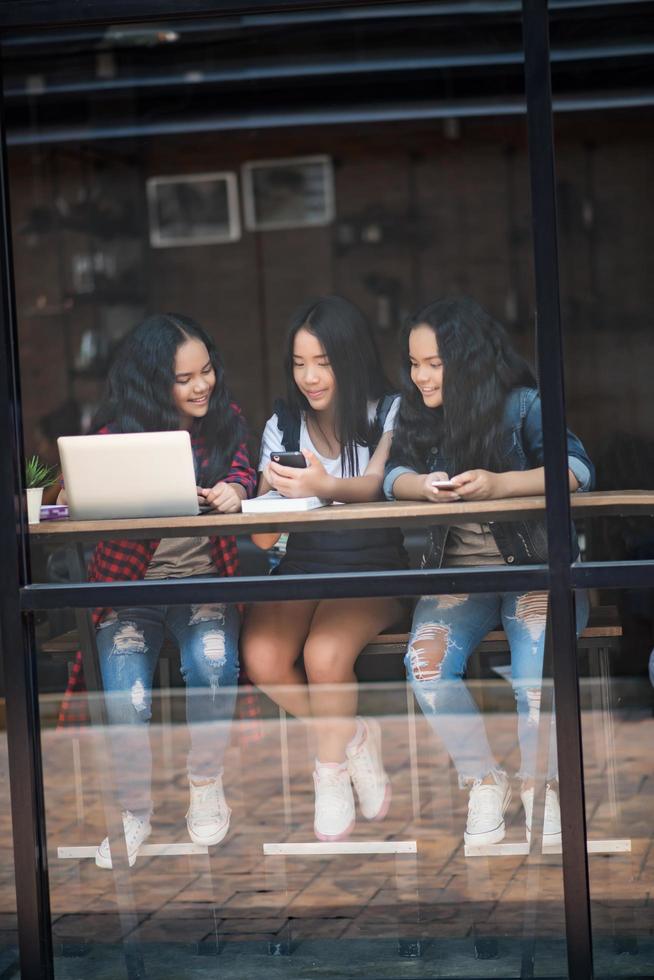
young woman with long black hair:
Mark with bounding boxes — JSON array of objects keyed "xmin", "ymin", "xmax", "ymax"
[
  {"xmin": 242, "ymin": 296, "xmax": 407, "ymax": 842},
  {"xmin": 384, "ymin": 297, "xmax": 593, "ymax": 847},
  {"xmin": 62, "ymin": 313, "xmax": 256, "ymax": 867}
]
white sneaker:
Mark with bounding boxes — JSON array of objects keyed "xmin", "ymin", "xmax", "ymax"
[
  {"xmin": 95, "ymin": 810, "xmax": 152, "ymax": 869},
  {"xmin": 521, "ymin": 783, "xmax": 562, "ymax": 846},
  {"xmin": 464, "ymin": 771, "xmax": 511, "ymax": 846},
  {"xmin": 186, "ymin": 776, "xmax": 231, "ymax": 847},
  {"xmin": 346, "ymin": 717, "xmax": 392, "ymax": 821},
  {"xmin": 313, "ymin": 764, "xmax": 356, "ymax": 842}
]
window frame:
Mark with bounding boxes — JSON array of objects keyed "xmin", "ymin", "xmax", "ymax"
[{"xmin": 2, "ymin": 2, "xmax": 652, "ymax": 978}]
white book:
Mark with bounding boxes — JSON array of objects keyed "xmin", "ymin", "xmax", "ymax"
[{"xmin": 241, "ymin": 491, "xmax": 328, "ymax": 513}]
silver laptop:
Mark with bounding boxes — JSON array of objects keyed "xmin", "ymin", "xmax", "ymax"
[{"xmin": 58, "ymin": 431, "xmax": 201, "ymax": 520}]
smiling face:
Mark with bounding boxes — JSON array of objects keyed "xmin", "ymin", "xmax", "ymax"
[
  {"xmin": 172, "ymin": 337, "xmax": 216, "ymax": 428},
  {"xmin": 409, "ymin": 323, "xmax": 444, "ymax": 409},
  {"xmin": 292, "ymin": 327, "xmax": 337, "ymax": 413}
]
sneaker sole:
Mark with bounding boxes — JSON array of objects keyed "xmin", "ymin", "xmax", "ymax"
[
  {"xmin": 464, "ymin": 822, "xmax": 506, "ymax": 847},
  {"xmin": 362, "ymin": 779, "xmax": 392, "ymax": 822},
  {"xmin": 314, "ymin": 818, "xmax": 355, "ymax": 842},
  {"xmin": 95, "ymin": 827, "xmax": 151, "ymax": 869},
  {"xmin": 526, "ymin": 828, "xmax": 562, "ymax": 847},
  {"xmin": 187, "ymin": 818, "xmax": 230, "ymax": 847}
]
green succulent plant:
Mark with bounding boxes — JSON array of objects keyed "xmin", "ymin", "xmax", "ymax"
[{"xmin": 25, "ymin": 455, "xmax": 58, "ymax": 489}]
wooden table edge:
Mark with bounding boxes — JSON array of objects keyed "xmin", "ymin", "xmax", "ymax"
[{"xmin": 27, "ymin": 490, "xmax": 654, "ymax": 543}]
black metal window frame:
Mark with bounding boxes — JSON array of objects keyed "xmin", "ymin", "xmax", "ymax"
[{"xmin": 1, "ymin": 2, "xmax": 654, "ymax": 978}]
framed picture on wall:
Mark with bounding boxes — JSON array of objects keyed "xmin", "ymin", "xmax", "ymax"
[
  {"xmin": 242, "ymin": 155, "xmax": 335, "ymax": 231},
  {"xmin": 146, "ymin": 172, "xmax": 241, "ymax": 247}
]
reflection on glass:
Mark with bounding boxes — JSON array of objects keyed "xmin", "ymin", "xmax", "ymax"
[
  {"xmin": 0, "ymin": 664, "xmax": 18, "ymax": 973},
  {"xmin": 39, "ymin": 594, "xmax": 576, "ymax": 977},
  {"xmin": 5, "ymin": 4, "xmax": 595, "ymax": 976},
  {"xmin": 577, "ymin": 589, "xmax": 654, "ymax": 976},
  {"xmin": 552, "ymin": 6, "xmax": 654, "ymax": 564}
]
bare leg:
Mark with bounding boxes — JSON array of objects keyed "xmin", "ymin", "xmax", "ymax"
[
  {"xmin": 241, "ymin": 600, "xmax": 317, "ymax": 719},
  {"xmin": 304, "ymin": 597, "xmax": 403, "ymax": 763}
]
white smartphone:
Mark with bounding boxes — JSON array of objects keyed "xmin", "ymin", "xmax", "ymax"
[{"xmin": 431, "ymin": 479, "xmax": 458, "ymax": 491}]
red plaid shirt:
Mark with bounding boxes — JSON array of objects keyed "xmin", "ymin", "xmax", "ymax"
[
  {"xmin": 87, "ymin": 410, "xmax": 256, "ymax": 621},
  {"xmin": 57, "ymin": 408, "xmax": 257, "ymax": 729}
]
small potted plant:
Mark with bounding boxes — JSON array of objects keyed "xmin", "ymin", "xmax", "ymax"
[{"xmin": 25, "ymin": 455, "xmax": 57, "ymax": 524}]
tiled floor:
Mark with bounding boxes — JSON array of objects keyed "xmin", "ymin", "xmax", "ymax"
[{"xmin": 1, "ymin": 679, "xmax": 653, "ymax": 978}]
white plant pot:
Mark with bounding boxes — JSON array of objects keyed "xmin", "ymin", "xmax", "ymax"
[{"xmin": 26, "ymin": 487, "xmax": 44, "ymax": 524}]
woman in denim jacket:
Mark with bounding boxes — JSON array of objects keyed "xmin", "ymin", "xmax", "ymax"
[{"xmin": 383, "ymin": 297, "xmax": 594, "ymax": 847}]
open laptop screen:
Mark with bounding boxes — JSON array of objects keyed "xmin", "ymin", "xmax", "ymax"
[{"xmin": 58, "ymin": 431, "xmax": 200, "ymax": 520}]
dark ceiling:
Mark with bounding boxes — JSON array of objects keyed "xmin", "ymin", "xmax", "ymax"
[{"xmin": 2, "ymin": 0, "xmax": 653, "ymax": 144}]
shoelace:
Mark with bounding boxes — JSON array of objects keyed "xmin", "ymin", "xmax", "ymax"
[
  {"xmin": 125, "ymin": 814, "xmax": 145, "ymax": 841},
  {"xmin": 350, "ymin": 746, "xmax": 377, "ymax": 785},
  {"xmin": 316, "ymin": 769, "xmax": 351, "ymax": 813},
  {"xmin": 101, "ymin": 811, "xmax": 146, "ymax": 851},
  {"xmin": 468, "ymin": 782, "xmax": 502, "ymax": 819},
  {"xmin": 191, "ymin": 783, "xmax": 224, "ymax": 823}
]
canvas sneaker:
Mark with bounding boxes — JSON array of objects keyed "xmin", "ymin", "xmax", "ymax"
[
  {"xmin": 346, "ymin": 717, "xmax": 392, "ymax": 821},
  {"xmin": 95, "ymin": 810, "xmax": 152, "ymax": 869},
  {"xmin": 521, "ymin": 783, "xmax": 562, "ymax": 846},
  {"xmin": 464, "ymin": 771, "xmax": 512, "ymax": 846},
  {"xmin": 186, "ymin": 776, "xmax": 231, "ymax": 847},
  {"xmin": 313, "ymin": 764, "xmax": 356, "ymax": 841}
]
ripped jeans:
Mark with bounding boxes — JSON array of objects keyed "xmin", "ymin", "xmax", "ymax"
[
  {"xmin": 97, "ymin": 603, "xmax": 240, "ymax": 813},
  {"xmin": 406, "ymin": 591, "xmax": 589, "ymax": 785}
]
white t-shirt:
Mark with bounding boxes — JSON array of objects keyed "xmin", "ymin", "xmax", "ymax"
[{"xmin": 258, "ymin": 397, "xmax": 400, "ymax": 480}]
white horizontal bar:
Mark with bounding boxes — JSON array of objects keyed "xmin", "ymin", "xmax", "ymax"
[
  {"xmin": 465, "ymin": 838, "xmax": 631, "ymax": 857},
  {"xmin": 263, "ymin": 840, "xmax": 417, "ymax": 856},
  {"xmin": 57, "ymin": 842, "xmax": 208, "ymax": 859},
  {"xmin": 578, "ymin": 838, "xmax": 631, "ymax": 854},
  {"xmin": 465, "ymin": 842, "xmax": 530, "ymax": 857}
]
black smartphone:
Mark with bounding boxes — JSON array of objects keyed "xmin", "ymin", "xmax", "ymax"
[{"xmin": 271, "ymin": 451, "xmax": 307, "ymax": 469}]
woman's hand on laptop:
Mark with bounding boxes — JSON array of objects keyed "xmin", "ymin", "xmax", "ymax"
[{"xmin": 198, "ymin": 482, "xmax": 245, "ymax": 513}]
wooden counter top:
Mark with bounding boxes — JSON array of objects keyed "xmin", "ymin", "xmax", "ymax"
[{"xmin": 27, "ymin": 490, "xmax": 654, "ymax": 544}]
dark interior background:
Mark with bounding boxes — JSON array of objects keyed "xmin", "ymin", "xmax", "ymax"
[{"xmin": 4, "ymin": 3, "xmax": 653, "ymax": 473}]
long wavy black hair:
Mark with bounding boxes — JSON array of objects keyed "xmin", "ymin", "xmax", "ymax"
[
  {"xmin": 283, "ymin": 295, "xmax": 393, "ymax": 476},
  {"xmin": 93, "ymin": 313, "xmax": 245, "ymax": 485},
  {"xmin": 391, "ymin": 297, "xmax": 536, "ymax": 474}
]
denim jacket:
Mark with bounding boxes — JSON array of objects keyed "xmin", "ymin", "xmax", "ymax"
[{"xmin": 383, "ymin": 387, "xmax": 594, "ymax": 568}]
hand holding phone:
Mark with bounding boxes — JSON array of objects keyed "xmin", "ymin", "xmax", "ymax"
[
  {"xmin": 267, "ymin": 448, "xmax": 328, "ymax": 499},
  {"xmin": 422, "ymin": 472, "xmax": 459, "ymax": 500},
  {"xmin": 271, "ymin": 451, "xmax": 308, "ymax": 469}
]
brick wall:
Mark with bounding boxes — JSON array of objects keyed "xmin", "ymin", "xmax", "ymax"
[{"xmin": 9, "ymin": 114, "xmax": 654, "ymax": 473}]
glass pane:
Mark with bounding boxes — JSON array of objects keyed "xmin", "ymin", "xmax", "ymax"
[
  {"xmin": 5, "ymin": 3, "xmax": 575, "ymax": 977},
  {"xmin": 550, "ymin": 6, "xmax": 654, "ymax": 967},
  {"xmin": 576, "ymin": 588, "xmax": 653, "ymax": 977},
  {"xmin": 3, "ymin": 4, "xmax": 566, "ymax": 590},
  {"xmin": 551, "ymin": 3, "xmax": 654, "ymax": 561},
  {"xmin": 0, "ymin": 639, "xmax": 19, "ymax": 977},
  {"xmin": 30, "ymin": 589, "xmax": 571, "ymax": 978}
]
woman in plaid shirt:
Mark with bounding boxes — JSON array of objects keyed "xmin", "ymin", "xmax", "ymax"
[{"xmin": 68, "ymin": 313, "xmax": 256, "ymax": 868}]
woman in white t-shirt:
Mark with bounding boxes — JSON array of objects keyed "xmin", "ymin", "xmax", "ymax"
[{"xmin": 242, "ymin": 296, "xmax": 407, "ymax": 842}]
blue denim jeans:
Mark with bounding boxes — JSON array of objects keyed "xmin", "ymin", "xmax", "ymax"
[
  {"xmin": 405, "ymin": 590, "xmax": 589, "ymax": 784},
  {"xmin": 97, "ymin": 603, "xmax": 240, "ymax": 813}
]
